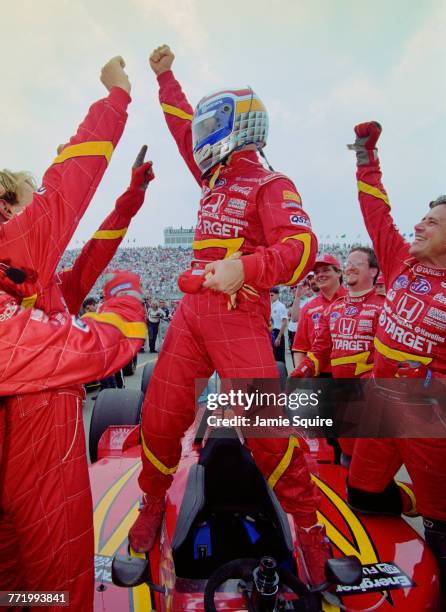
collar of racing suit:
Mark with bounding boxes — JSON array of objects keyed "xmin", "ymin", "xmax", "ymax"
[
  {"xmin": 205, "ymin": 148, "xmax": 261, "ymax": 182},
  {"xmin": 404, "ymin": 257, "xmax": 446, "ymax": 278},
  {"xmin": 348, "ymin": 287, "xmax": 375, "ymax": 298},
  {"xmin": 320, "ymin": 285, "xmax": 347, "ymax": 304}
]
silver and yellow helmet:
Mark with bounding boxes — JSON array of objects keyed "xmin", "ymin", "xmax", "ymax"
[{"xmin": 192, "ymin": 87, "xmax": 269, "ymax": 176}]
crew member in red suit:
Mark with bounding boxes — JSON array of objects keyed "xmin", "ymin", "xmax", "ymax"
[
  {"xmin": 347, "ymin": 121, "xmax": 446, "ymax": 590},
  {"xmin": 291, "ymin": 247, "xmax": 386, "ymax": 462},
  {"xmin": 0, "ymin": 57, "xmax": 152, "ymax": 610},
  {"xmin": 0, "ymin": 271, "xmax": 146, "ymax": 396},
  {"xmin": 292, "ymin": 254, "xmax": 346, "ymax": 373},
  {"xmin": 292, "ymin": 247, "xmax": 382, "ymax": 380},
  {"xmin": 128, "ymin": 45, "xmax": 332, "ymax": 588}
]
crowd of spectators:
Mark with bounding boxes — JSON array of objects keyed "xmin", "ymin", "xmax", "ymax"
[
  {"xmin": 58, "ymin": 245, "xmax": 191, "ymax": 301},
  {"xmin": 58, "ymin": 241, "xmax": 367, "ymax": 306}
]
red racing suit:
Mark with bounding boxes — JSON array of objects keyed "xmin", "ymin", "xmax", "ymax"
[
  {"xmin": 294, "ymin": 289, "xmax": 384, "ymax": 378},
  {"xmin": 348, "ymin": 157, "xmax": 446, "ymax": 522},
  {"xmin": 138, "ymin": 70, "xmax": 320, "ymax": 524},
  {"xmin": 58, "ymin": 176, "xmax": 148, "ymax": 315},
  {"xmin": 0, "ymin": 87, "xmax": 133, "ymax": 611},
  {"xmin": 293, "ymin": 289, "xmax": 384, "ymax": 457},
  {"xmin": 0, "ymin": 293, "xmax": 146, "ymax": 395},
  {"xmin": 292, "ymin": 287, "xmax": 346, "ymax": 374}
]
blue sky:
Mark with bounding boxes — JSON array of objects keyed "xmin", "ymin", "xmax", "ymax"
[{"xmin": 1, "ymin": 0, "xmax": 445, "ymax": 246}]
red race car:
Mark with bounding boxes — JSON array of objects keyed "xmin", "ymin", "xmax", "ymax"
[{"xmin": 90, "ymin": 367, "xmax": 441, "ymax": 611}]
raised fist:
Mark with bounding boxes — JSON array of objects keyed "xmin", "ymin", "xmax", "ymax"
[
  {"xmin": 178, "ymin": 267, "xmax": 206, "ymax": 294},
  {"xmin": 347, "ymin": 121, "xmax": 382, "ymax": 166},
  {"xmin": 103, "ymin": 270, "xmax": 143, "ymax": 302},
  {"xmin": 354, "ymin": 122, "xmax": 382, "ymax": 149},
  {"xmin": 149, "ymin": 45, "xmax": 175, "ymax": 76},
  {"xmin": 101, "ymin": 56, "xmax": 131, "ymax": 94}
]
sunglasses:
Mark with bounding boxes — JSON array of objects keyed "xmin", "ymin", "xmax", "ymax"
[{"xmin": 1, "ymin": 191, "xmax": 18, "ymax": 205}]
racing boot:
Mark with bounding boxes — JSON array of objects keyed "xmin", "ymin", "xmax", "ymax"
[
  {"xmin": 347, "ymin": 479, "xmax": 418, "ymax": 518},
  {"xmin": 295, "ymin": 523, "xmax": 332, "ymax": 588},
  {"xmin": 128, "ymin": 494, "xmax": 165, "ymax": 552}
]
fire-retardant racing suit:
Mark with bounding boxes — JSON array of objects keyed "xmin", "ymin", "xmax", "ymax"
[
  {"xmin": 140, "ymin": 71, "xmax": 317, "ymax": 515},
  {"xmin": 291, "ymin": 289, "xmax": 384, "ymax": 457},
  {"xmin": 348, "ymin": 122, "xmax": 446, "ymax": 588},
  {"xmin": 57, "ymin": 155, "xmax": 152, "ymax": 315},
  {"xmin": 0, "ymin": 273, "xmax": 146, "ymax": 608},
  {"xmin": 292, "ymin": 287, "xmax": 346, "ymax": 375},
  {"xmin": 0, "ymin": 287, "xmax": 146, "ymax": 396},
  {"xmin": 135, "ymin": 70, "xmax": 321, "ymax": 550},
  {"xmin": 0, "ymin": 86, "xmax": 134, "ymax": 610},
  {"xmin": 291, "ymin": 289, "xmax": 384, "ymax": 379}
]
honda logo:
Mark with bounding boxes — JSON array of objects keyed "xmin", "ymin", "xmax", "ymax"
[
  {"xmin": 339, "ymin": 317, "xmax": 356, "ymax": 335},
  {"xmin": 201, "ymin": 192, "xmax": 226, "ymax": 214},
  {"xmin": 395, "ymin": 293, "xmax": 424, "ymax": 323}
]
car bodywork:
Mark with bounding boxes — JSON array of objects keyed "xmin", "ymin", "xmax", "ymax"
[{"xmin": 90, "ymin": 420, "xmax": 440, "ymax": 611}]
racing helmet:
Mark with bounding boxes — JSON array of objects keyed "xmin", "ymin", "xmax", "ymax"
[{"xmin": 192, "ymin": 87, "xmax": 269, "ymax": 176}]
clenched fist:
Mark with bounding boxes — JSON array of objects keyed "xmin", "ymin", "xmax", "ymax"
[
  {"xmin": 149, "ymin": 45, "xmax": 175, "ymax": 76},
  {"xmin": 101, "ymin": 56, "xmax": 131, "ymax": 94},
  {"xmin": 347, "ymin": 121, "xmax": 382, "ymax": 166}
]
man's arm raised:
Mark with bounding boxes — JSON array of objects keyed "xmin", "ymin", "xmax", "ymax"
[
  {"xmin": 60, "ymin": 146, "xmax": 154, "ymax": 314},
  {"xmin": 0, "ymin": 57, "xmax": 132, "ymax": 293},
  {"xmin": 150, "ymin": 45, "xmax": 202, "ymax": 185},
  {"xmin": 348, "ymin": 121, "xmax": 409, "ymax": 283}
]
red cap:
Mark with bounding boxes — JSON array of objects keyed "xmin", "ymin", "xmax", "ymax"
[{"xmin": 314, "ymin": 254, "xmax": 341, "ymax": 270}]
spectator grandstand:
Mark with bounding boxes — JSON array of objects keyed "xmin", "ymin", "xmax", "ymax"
[{"xmin": 58, "ymin": 241, "xmax": 368, "ymax": 303}]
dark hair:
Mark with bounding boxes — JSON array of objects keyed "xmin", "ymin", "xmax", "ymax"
[
  {"xmin": 82, "ymin": 297, "xmax": 97, "ymax": 308},
  {"xmin": 429, "ymin": 195, "xmax": 446, "ymax": 209},
  {"xmin": 349, "ymin": 247, "xmax": 379, "ymax": 283}
]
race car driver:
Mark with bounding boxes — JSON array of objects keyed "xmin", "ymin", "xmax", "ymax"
[
  {"xmin": 347, "ymin": 121, "xmax": 446, "ymax": 589},
  {"xmin": 0, "ymin": 57, "xmax": 146, "ymax": 610},
  {"xmin": 291, "ymin": 254, "xmax": 346, "ymax": 373},
  {"xmin": 128, "ymin": 45, "xmax": 332, "ymax": 588}
]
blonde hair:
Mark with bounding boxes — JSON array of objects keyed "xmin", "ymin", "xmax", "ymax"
[{"xmin": 0, "ymin": 169, "xmax": 37, "ymax": 203}]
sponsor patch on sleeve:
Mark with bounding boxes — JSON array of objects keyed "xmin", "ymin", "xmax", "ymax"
[
  {"xmin": 282, "ymin": 190, "xmax": 302, "ymax": 204},
  {"xmin": 290, "ymin": 214, "xmax": 311, "ymax": 227},
  {"xmin": 30, "ymin": 309, "xmax": 48, "ymax": 323}
]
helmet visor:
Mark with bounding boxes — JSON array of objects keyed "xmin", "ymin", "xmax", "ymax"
[{"xmin": 192, "ymin": 97, "xmax": 234, "ymax": 152}]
